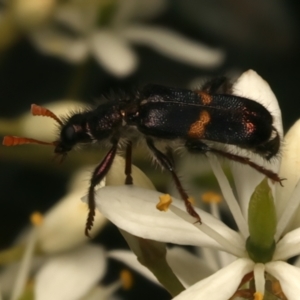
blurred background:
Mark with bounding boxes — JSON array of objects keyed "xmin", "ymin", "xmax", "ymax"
[{"xmin": 0, "ymin": 0, "xmax": 299, "ymax": 299}]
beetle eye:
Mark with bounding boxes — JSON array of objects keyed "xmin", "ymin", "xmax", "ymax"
[{"xmin": 62, "ymin": 125, "xmax": 76, "ymax": 143}]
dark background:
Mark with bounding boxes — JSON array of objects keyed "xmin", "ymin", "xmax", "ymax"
[{"xmin": 0, "ymin": 0, "xmax": 299, "ymax": 299}]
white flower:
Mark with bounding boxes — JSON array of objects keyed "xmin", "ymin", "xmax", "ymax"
[
  {"xmin": 35, "ymin": 244, "xmax": 107, "ymax": 300},
  {"xmin": 36, "ymin": 165, "xmax": 107, "ymax": 253},
  {"xmin": 0, "ymin": 155, "xmax": 157, "ymax": 299},
  {"xmin": 91, "ymin": 70, "xmax": 300, "ymax": 299},
  {"xmin": 27, "ymin": 0, "xmax": 224, "ymax": 77}
]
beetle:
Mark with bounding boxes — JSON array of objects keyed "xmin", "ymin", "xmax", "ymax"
[{"xmin": 3, "ymin": 77, "xmax": 282, "ymax": 236}]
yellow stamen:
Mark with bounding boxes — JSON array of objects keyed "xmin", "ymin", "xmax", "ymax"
[
  {"xmin": 201, "ymin": 191, "xmax": 222, "ymax": 204},
  {"xmin": 272, "ymin": 279, "xmax": 286, "ymax": 299},
  {"xmin": 120, "ymin": 269, "xmax": 133, "ymax": 290},
  {"xmin": 157, "ymin": 194, "xmax": 172, "ymax": 211},
  {"xmin": 254, "ymin": 291, "xmax": 263, "ymax": 300},
  {"xmin": 30, "ymin": 212, "xmax": 43, "ymax": 226}
]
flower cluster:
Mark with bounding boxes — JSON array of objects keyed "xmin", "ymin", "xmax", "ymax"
[
  {"xmin": 2, "ymin": 70, "xmax": 300, "ymax": 299},
  {"xmin": 0, "ymin": 158, "xmax": 158, "ymax": 299},
  {"xmin": 93, "ymin": 70, "xmax": 300, "ymax": 299},
  {"xmin": 1, "ymin": 0, "xmax": 224, "ymax": 77}
]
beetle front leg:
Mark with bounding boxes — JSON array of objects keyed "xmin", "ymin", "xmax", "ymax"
[{"xmin": 85, "ymin": 141, "xmax": 118, "ymax": 237}]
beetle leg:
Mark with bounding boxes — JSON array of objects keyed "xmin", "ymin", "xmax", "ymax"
[
  {"xmin": 185, "ymin": 140, "xmax": 283, "ymax": 185},
  {"xmin": 146, "ymin": 138, "xmax": 201, "ymax": 223},
  {"xmin": 85, "ymin": 141, "xmax": 118, "ymax": 237},
  {"xmin": 125, "ymin": 141, "xmax": 133, "ymax": 185}
]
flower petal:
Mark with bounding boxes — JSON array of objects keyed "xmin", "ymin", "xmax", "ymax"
[
  {"xmin": 105, "ymin": 156, "xmax": 155, "ymax": 190},
  {"xmin": 37, "ymin": 167, "xmax": 107, "ymax": 253},
  {"xmin": 273, "ymin": 227, "xmax": 300, "ymax": 260},
  {"xmin": 229, "ymin": 70, "xmax": 282, "ymax": 216},
  {"xmin": 0, "ymin": 258, "xmax": 43, "ymax": 298},
  {"xmin": 93, "ymin": 185, "xmax": 243, "ymax": 251},
  {"xmin": 90, "ymin": 30, "xmax": 138, "ymax": 77},
  {"xmin": 121, "ymin": 25, "xmax": 224, "ymax": 68},
  {"xmin": 266, "ymin": 261, "xmax": 300, "ymax": 300},
  {"xmin": 35, "ymin": 245, "xmax": 106, "ymax": 300},
  {"xmin": 232, "ymin": 70, "xmax": 283, "ymax": 139},
  {"xmin": 207, "ymin": 154, "xmax": 248, "ymax": 237},
  {"xmin": 11, "ymin": 226, "xmax": 39, "ymax": 300},
  {"xmin": 276, "ymin": 119, "xmax": 300, "ymax": 228},
  {"xmin": 108, "ymin": 250, "xmax": 159, "ymax": 284},
  {"xmin": 30, "ymin": 27, "xmax": 88, "ymax": 63},
  {"xmin": 166, "ymin": 247, "xmax": 215, "ymax": 287},
  {"xmin": 173, "ymin": 258, "xmax": 254, "ymax": 300}
]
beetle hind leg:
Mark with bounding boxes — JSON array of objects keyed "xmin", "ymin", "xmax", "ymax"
[{"xmin": 185, "ymin": 139, "xmax": 283, "ymax": 184}]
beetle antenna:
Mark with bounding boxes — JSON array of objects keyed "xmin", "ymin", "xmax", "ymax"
[
  {"xmin": 31, "ymin": 104, "xmax": 64, "ymax": 126},
  {"xmin": 3, "ymin": 136, "xmax": 56, "ymax": 147}
]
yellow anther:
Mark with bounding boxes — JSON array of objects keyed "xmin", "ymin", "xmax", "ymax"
[
  {"xmin": 157, "ymin": 194, "xmax": 172, "ymax": 211},
  {"xmin": 30, "ymin": 212, "xmax": 43, "ymax": 226},
  {"xmin": 120, "ymin": 269, "xmax": 133, "ymax": 290},
  {"xmin": 272, "ymin": 279, "xmax": 286, "ymax": 299},
  {"xmin": 254, "ymin": 291, "xmax": 263, "ymax": 300},
  {"xmin": 201, "ymin": 191, "xmax": 222, "ymax": 204}
]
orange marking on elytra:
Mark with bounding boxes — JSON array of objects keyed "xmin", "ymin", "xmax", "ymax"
[
  {"xmin": 188, "ymin": 110, "xmax": 211, "ymax": 139},
  {"xmin": 195, "ymin": 91, "xmax": 213, "ymax": 105}
]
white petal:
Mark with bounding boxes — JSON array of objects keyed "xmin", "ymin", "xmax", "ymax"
[
  {"xmin": 266, "ymin": 261, "xmax": 300, "ymax": 300},
  {"xmin": 207, "ymin": 154, "xmax": 248, "ymax": 238},
  {"xmin": 217, "ymin": 250, "xmax": 237, "ymax": 269},
  {"xmin": 108, "ymin": 250, "xmax": 158, "ymax": 284},
  {"xmin": 173, "ymin": 258, "xmax": 254, "ymax": 300},
  {"xmin": 229, "ymin": 70, "xmax": 282, "ymax": 215},
  {"xmin": 232, "ymin": 69, "xmax": 283, "ymax": 139},
  {"xmin": 11, "ymin": 228, "xmax": 38, "ymax": 300},
  {"xmin": 35, "ymin": 245, "xmax": 106, "ymax": 300},
  {"xmin": 0, "ymin": 258, "xmax": 43, "ymax": 298},
  {"xmin": 94, "ymin": 185, "xmax": 243, "ymax": 252},
  {"xmin": 275, "ymin": 179, "xmax": 300, "ymax": 239},
  {"xmin": 30, "ymin": 27, "xmax": 88, "ymax": 63},
  {"xmin": 38, "ymin": 167, "xmax": 107, "ymax": 253},
  {"xmin": 273, "ymin": 227, "xmax": 300, "ymax": 260},
  {"xmin": 229, "ymin": 162, "xmax": 264, "ymax": 218},
  {"xmin": 166, "ymin": 247, "xmax": 215, "ymax": 287},
  {"xmin": 276, "ymin": 119, "xmax": 300, "ymax": 227},
  {"xmin": 197, "ymin": 248, "xmax": 219, "ymax": 272},
  {"xmin": 121, "ymin": 25, "xmax": 224, "ymax": 68},
  {"xmin": 90, "ymin": 30, "xmax": 137, "ymax": 77},
  {"xmin": 106, "ymin": 155, "xmax": 156, "ymax": 190}
]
